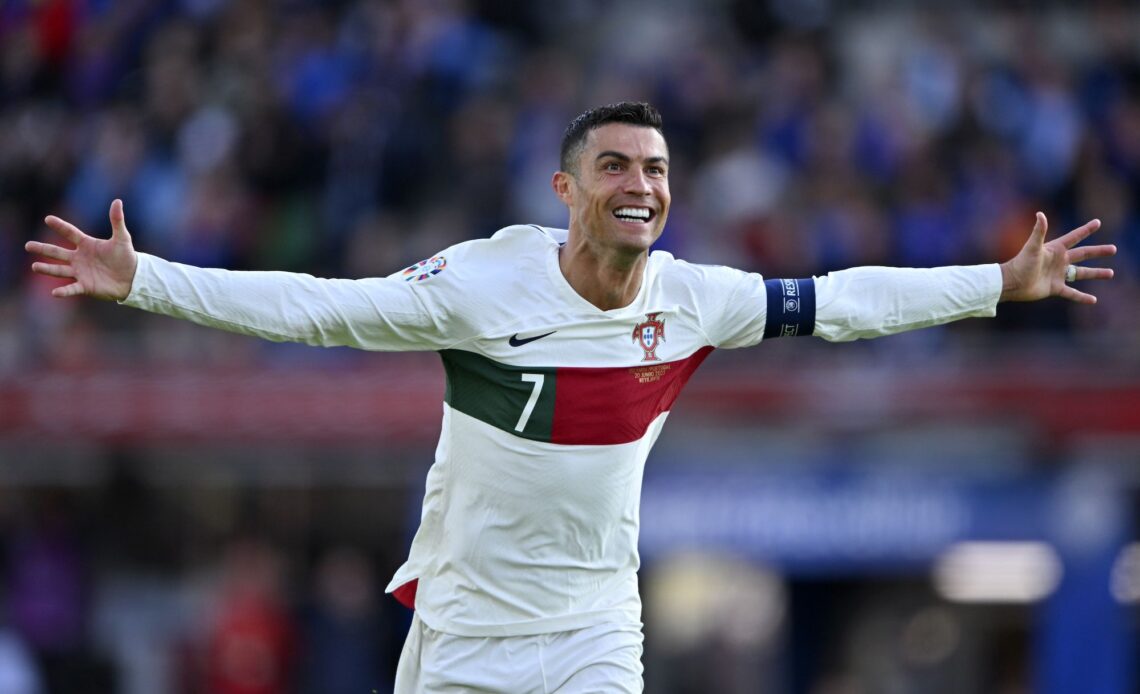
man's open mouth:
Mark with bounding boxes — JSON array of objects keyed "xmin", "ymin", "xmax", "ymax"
[{"xmin": 612, "ymin": 206, "xmax": 655, "ymax": 223}]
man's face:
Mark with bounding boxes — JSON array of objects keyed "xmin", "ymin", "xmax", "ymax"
[{"xmin": 554, "ymin": 123, "xmax": 671, "ymax": 256}]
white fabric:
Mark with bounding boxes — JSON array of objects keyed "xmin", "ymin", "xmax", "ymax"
[
  {"xmin": 122, "ymin": 224, "xmax": 1002, "ymax": 638},
  {"xmin": 124, "ymin": 230, "xmax": 1001, "ymax": 352},
  {"xmin": 395, "ymin": 613, "xmax": 644, "ymax": 694},
  {"xmin": 391, "ymin": 406, "xmax": 665, "ymax": 636},
  {"xmin": 812, "ymin": 263, "xmax": 1003, "ymax": 342}
]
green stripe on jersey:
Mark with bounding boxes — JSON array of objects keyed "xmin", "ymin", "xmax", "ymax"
[{"xmin": 440, "ymin": 349, "xmax": 557, "ymax": 441}]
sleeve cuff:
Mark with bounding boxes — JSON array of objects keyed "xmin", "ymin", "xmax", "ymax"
[{"xmin": 118, "ymin": 252, "xmax": 154, "ymax": 308}]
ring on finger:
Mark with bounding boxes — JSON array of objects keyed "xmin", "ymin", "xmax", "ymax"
[{"xmin": 1065, "ymin": 264, "xmax": 1078, "ymax": 283}]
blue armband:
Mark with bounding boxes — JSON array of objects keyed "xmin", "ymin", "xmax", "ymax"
[{"xmin": 763, "ymin": 278, "xmax": 816, "ymax": 338}]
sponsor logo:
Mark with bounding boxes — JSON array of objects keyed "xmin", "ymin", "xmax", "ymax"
[
  {"xmin": 632, "ymin": 312, "xmax": 666, "ymax": 362},
  {"xmin": 402, "ymin": 256, "xmax": 447, "ymax": 282},
  {"xmin": 782, "ymin": 279, "xmax": 800, "ymax": 315},
  {"xmin": 508, "ymin": 331, "xmax": 556, "ymax": 347}
]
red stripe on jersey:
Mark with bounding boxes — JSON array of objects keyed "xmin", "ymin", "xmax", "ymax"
[
  {"xmin": 550, "ymin": 346, "xmax": 714, "ymax": 445},
  {"xmin": 392, "ymin": 579, "xmax": 418, "ymax": 610}
]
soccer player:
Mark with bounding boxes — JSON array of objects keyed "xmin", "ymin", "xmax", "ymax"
[{"xmin": 25, "ymin": 103, "xmax": 1115, "ymax": 693}]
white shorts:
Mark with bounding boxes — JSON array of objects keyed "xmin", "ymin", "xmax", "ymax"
[{"xmin": 394, "ymin": 614, "xmax": 644, "ymax": 693}]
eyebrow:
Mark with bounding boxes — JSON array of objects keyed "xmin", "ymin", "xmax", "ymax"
[{"xmin": 595, "ymin": 151, "xmax": 669, "ymax": 166}]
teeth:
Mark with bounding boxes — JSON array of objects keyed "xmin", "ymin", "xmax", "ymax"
[{"xmin": 614, "ymin": 207, "xmax": 651, "ymax": 220}]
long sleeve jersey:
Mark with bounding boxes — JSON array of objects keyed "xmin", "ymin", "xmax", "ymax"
[{"xmin": 122, "ymin": 224, "xmax": 1002, "ymax": 636}]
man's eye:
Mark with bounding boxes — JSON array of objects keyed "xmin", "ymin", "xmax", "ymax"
[{"xmin": 605, "ymin": 162, "xmax": 623, "ymax": 172}]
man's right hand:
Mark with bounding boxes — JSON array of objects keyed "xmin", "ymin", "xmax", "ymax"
[{"xmin": 25, "ymin": 199, "xmax": 139, "ymax": 301}]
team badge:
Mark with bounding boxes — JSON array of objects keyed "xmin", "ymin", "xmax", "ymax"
[
  {"xmin": 632, "ymin": 312, "xmax": 666, "ymax": 362},
  {"xmin": 402, "ymin": 255, "xmax": 447, "ymax": 282}
]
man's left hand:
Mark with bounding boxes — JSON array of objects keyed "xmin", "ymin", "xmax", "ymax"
[{"xmin": 999, "ymin": 212, "xmax": 1116, "ymax": 303}]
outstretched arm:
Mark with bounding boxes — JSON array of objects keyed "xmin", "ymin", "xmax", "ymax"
[
  {"xmin": 25, "ymin": 200, "xmax": 465, "ymax": 352},
  {"xmin": 999, "ymin": 212, "xmax": 1115, "ymax": 303},
  {"xmin": 800, "ymin": 213, "xmax": 1116, "ymax": 343},
  {"xmin": 25, "ymin": 199, "xmax": 138, "ymax": 300}
]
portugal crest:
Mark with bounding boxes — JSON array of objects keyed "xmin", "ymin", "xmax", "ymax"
[{"xmin": 632, "ymin": 312, "xmax": 666, "ymax": 362}]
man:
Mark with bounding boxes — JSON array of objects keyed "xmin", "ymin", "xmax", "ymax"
[{"xmin": 26, "ymin": 102, "xmax": 1115, "ymax": 692}]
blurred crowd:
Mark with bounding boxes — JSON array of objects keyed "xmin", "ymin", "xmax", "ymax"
[
  {"xmin": 1, "ymin": 0, "xmax": 1137, "ymax": 372},
  {"xmin": 0, "ymin": 467, "xmax": 410, "ymax": 694}
]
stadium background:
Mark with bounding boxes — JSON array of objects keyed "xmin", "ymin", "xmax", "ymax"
[{"xmin": 1, "ymin": 0, "xmax": 1138, "ymax": 692}]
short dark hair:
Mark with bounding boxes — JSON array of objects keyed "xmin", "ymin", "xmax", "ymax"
[{"xmin": 560, "ymin": 102, "xmax": 664, "ymax": 175}]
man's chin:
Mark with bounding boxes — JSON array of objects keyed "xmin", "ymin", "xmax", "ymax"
[{"xmin": 610, "ymin": 221, "xmax": 663, "ymax": 251}]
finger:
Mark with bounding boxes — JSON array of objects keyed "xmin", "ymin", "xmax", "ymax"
[
  {"xmin": 1057, "ymin": 285, "xmax": 1097, "ymax": 304},
  {"xmin": 24, "ymin": 240, "xmax": 75, "ymax": 262},
  {"xmin": 1029, "ymin": 211, "xmax": 1048, "ymax": 245},
  {"xmin": 1071, "ymin": 267, "xmax": 1114, "ymax": 282},
  {"xmin": 1053, "ymin": 218, "xmax": 1101, "ymax": 249},
  {"xmin": 52, "ymin": 282, "xmax": 86, "ymax": 298},
  {"xmin": 44, "ymin": 215, "xmax": 88, "ymax": 245},
  {"xmin": 1067, "ymin": 243, "xmax": 1117, "ymax": 263},
  {"xmin": 109, "ymin": 199, "xmax": 131, "ymax": 242},
  {"xmin": 31, "ymin": 261, "xmax": 77, "ymax": 279}
]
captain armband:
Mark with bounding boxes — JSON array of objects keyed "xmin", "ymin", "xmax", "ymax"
[{"xmin": 763, "ymin": 278, "xmax": 816, "ymax": 338}]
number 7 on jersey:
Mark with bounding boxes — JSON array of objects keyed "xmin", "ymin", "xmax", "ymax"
[{"xmin": 514, "ymin": 373, "xmax": 545, "ymax": 432}]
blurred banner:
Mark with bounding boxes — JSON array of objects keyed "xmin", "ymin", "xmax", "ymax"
[
  {"xmin": 641, "ymin": 462, "xmax": 1134, "ymax": 694},
  {"xmin": 1, "ymin": 362, "xmax": 1138, "ymax": 443}
]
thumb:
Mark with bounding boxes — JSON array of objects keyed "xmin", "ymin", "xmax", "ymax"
[
  {"xmin": 1029, "ymin": 211, "xmax": 1048, "ymax": 246},
  {"xmin": 109, "ymin": 199, "xmax": 132, "ymax": 242}
]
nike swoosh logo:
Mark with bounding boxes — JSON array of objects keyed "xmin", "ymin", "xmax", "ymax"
[{"xmin": 509, "ymin": 331, "xmax": 557, "ymax": 347}]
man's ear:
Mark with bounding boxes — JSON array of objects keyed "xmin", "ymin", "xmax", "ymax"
[{"xmin": 552, "ymin": 170, "xmax": 574, "ymax": 206}]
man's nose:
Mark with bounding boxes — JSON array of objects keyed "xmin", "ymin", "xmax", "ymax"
[{"xmin": 624, "ymin": 168, "xmax": 652, "ymax": 195}]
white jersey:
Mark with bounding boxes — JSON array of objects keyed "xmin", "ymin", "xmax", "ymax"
[{"xmin": 122, "ymin": 224, "xmax": 1002, "ymax": 636}]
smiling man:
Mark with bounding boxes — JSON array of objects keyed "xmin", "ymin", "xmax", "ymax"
[
  {"xmin": 25, "ymin": 102, "xmax": 1115, "ymax": 693},
  {"xmin": 554, "ymin": 113, "xmax": 671, "ymax": 312}
]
